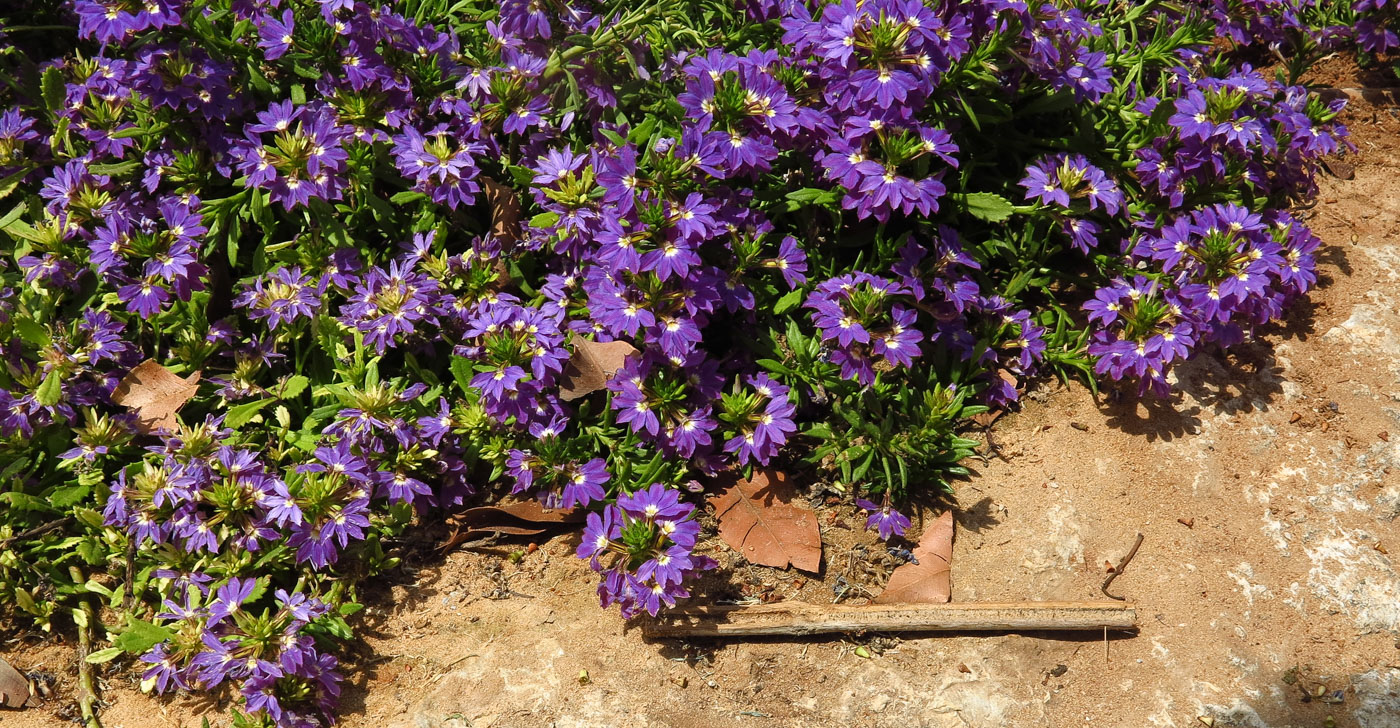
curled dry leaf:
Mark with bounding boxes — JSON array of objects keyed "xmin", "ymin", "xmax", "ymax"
[
  {"xmin": 442, "ymin": 500, "xmax": 585, "ymax": 551},
  {"xmin": 874, "ymin": 509, "xmax": 953, "ymax": 604},
  {"xmin": 558, "ymin": 333, "xmax": 638, "ymax": 401},
  {"xmin": 970, "ymin": 409, "xmax": 1003, "ymax": 428},
  {"xmin": 110, "ymin": 360, "xmax": 201, "ymax": 435},
  {"xmin": 0, "ymin": 655, "xmax": 33, "ymax": 709},
  {"xmin": 481, "ymin": 176, "xmax": 522, "ymax": 244},
  {"xmin": 708, "ymin": 469, "xmax": 822, "ymax": 573}
]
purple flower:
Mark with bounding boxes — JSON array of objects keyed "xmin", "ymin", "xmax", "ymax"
[
  {"xmin": 233, "ymin": 101, "xmax": 350, "ymax": 210},
  {"xmin": 235, "ymin": 266, "xmax": 321, "ymax": 330},
  {"xmin": 209, "ymin": 578, "xmax": 257, "ymax": 624},
  {"xmin": 256, "ymin": 10, "xmax": 296, "ymax": 60},
  {"xmin": 857, "ymin": 498, "xmax": 911, "ymax": 541},
  {"xmin": 1019, "ymin": 154, "xmax": 1122, "ymax": 215},
  {"xmin": 391, "ymin": 125, "xmax": 484, "ymax": 209},
  {"xmin": 617, "ymin": 483, "xmax": 690, "ymax": 523},
  {"xmin": 560, "ymin": 458, "xmax": 609, "ymax": 509}
]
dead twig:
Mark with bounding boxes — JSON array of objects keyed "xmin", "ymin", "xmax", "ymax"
[
  {"xmin": 1100, "ymin": 533, "xmax": 1144, "ymax": 601},
  {"xmin": 68, "ymin": 566, "xmax": 102, "ymax": 728},
  {"xmin": 121, "ymin": 538, "xmax": 137, "ymax": 610},
  {"xmin": 645, "ymin": 601, "xmax": 1138, "ymax": 638},
  {"xmin": 0, "ymin": 517, "xmax": 74, "ymax": 549}
]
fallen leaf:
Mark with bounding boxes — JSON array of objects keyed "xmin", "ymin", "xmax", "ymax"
[
  {"xmin": 481, "ymin": 176, "xmax": 521, "ymax": 244},
  {"xmin": 874, "ymin": 510, "xmax": 953, "ymax": 604},
  {"xmin": 0, "ymin": 656, "xmax": 32, "ymax": 708},
  {"xmin": 110, "ymin": 360, "xmax": 201, "ymax": 434},
  {"xmin": 558, "ymin": 333, "xmax": 638, "ymax": 401},
  {"xmin": 969, "ymin": 409, "xmax": 1003, "ymax": 428},
  {"xmin": 708, "ymin": 469, "xmax": 822, "ymax": 573},
  {"xmin": 1320, "ymin": 158, "xmax": 1355, "ymax": 180},
  {"xmin": 442, "ymin": 500, "xmax": 584, "ymax": 551}
]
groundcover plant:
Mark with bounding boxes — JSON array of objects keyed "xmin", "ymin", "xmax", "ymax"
[{"xmin": 0, "ymin": 0, "xmax": 1358, "ymax": 725}]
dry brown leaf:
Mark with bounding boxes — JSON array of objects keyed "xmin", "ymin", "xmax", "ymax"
[
  {"xmin": 110, "ymin": 360, "xmax": 201, "ymax": 434},
  {"xmin": 0, "ymin": 656, "xmax": 32, "ymax": 709},
  {"xmin": 874, "ymin": 510, "xmax": 953, "ymax": 604},
  {"xmin": 442, "ymin": 500, "xmax": 584, "ymax": 551},
  {"xmin": 708, "ymin": 470, "xmax": 822, "ymax": 573},
  {"xmin": 970, "ymin": 409, "xmax": 1003, "ymax": 428},
  {"xmin": 558, "ymin": 333, "xmax": 638, "ymax": 401},
  {"xmin": 1320, "ymin": 158, "xmax": 1355, "ymax": 180},
  {"xmin": 481, "ymin": 176, "xmax": 522, "ymax": 244}
]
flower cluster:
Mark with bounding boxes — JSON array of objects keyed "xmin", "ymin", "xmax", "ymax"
[
  {"xmin": 140, "ymin": 579, "xmax": 342, "ymax": 728},
  {"xmin": 0, "ymin": 1, "xmax": 1356, "ymax": 725},
  {"xmin": 577, "ymin": 485, "xmax": 713, "ymax": 618}
]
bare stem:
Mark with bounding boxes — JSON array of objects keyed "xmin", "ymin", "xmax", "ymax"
[{"xmin": 67, "ymin": 566, "xmax": 103, "ymax": 728}]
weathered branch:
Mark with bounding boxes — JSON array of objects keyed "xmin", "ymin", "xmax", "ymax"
[
  {"xmin": 68, "ymin": 566, "xmax": 102, "ymax": 728},
  {"xmin": 0, "ymin": 517, "xmax": 73, "ymax": 549},
  {"xmin": 643, "ymin": 601, "xmax": 1137, "ymax": 638}
]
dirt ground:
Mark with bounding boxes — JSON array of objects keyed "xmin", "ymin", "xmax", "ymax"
[{"xmin": 5, "ymin": 57, "xmax": 1400, "ymax": 728}]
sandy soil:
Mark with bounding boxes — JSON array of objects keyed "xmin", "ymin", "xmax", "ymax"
[{"xmin": 4, "ymin": 56, "xmax": 1400, "ymax": 728}]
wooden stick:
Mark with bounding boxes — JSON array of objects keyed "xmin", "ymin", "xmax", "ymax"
[
  {"xmin": 1101, "ymin": 532, "xmax": 1145, "ymax": 601},
  {"xmin": 68, "ymin": 566, "xmax": 102, "ymax": 728},
  {"xmin": 643, "ymin": 601, "xmax": 1137, "ymax": 638}
]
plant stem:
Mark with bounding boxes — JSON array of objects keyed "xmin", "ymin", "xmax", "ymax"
[
  {"xmin": 67, "ymin": 565, "xmax": 103, "ymax": 728},
  {"xmin": 0, "ymin": 516, "xmax": 73, "ymax": 548},
  {"xmin": 1, "ymin": 25, "xmax": 76, "ymax": 32}
]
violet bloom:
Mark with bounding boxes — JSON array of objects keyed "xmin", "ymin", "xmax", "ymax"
[
  {"xmin": 391, "ymin": 125, "xmax": 485, "ymax": 209},
  {"xmin": 234, "ymin": 266, "xmax": 321, "ymax": 330},
  {"xmin": 618, "ymin": 483, "xmax": 690, "ymax": 523},
  {"xmin": 256, "ymin": 9, "xmax": 296, "ymax": 60},
  {"xmin": 857, "ymin": 498, "xmax": 911, "ymax": 540},
  {"xmin": 209, "ymin": 577, "xmax": 257, "ymax": 624},
  {"xmin": 232, "ymin": 101, "xmax": 350, "ymax": 210},
  {"xmin": 74, "ymin": 0, "xmax": 183, "ymax": 43},
  {"xmin": 565, "ymin": 460, "xmax": 612, "ymax": 509},
  {"xmin": 1019, "ymin": 154, "xmax": 1122, "ymax": 215},
  {"xmin": 119, "ymin": 277, "xmax": 172, "ymax": 319},
  {"xmin": 766, "ymin": 236, "xmax": 808, "ymax": 288}
]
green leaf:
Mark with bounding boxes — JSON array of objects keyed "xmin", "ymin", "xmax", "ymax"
[
  {"xmin": 83, "ymin": 580, "xmax": 114, "ymax": 598},
  {"xmin": 85, "ymin": 647, "xmax": 124, "ymax": 665},
  {"xmin": 49, "ymin": 483, "xmax": 90, "ymax": 508},
  {"xmin": 88, "ymin": 160, "xmax": 141, "ymax": 177},
  {"xmin": 3, "ymin": 218, "xmax": 46, "ymax": 244},
  {"xmin": 0, "ymin": 168, "xmax": 29, "ymax": 201},
  {"xmin": 290, "ymin": 84, "xmax": 307, "ymax": 106},
  {"xmin": 598, "ymin": 128, "xmax": 627, "ymax": 147},
  {"xmin": 958, "ymin": 192, "xmax": 1015, "ymax": 223},
  {"xmin": 114, "ymin": 618, "xmax": 173, "ymax": 654},
  {"xmin": 110, "ymin": 125, "xmax": 158, "ymax": 140},
  {"xmin": 278, "ymin": 375, "xmax": 310, "ymax": 400},
  {"xmin": 13, "ymin": 318, "xmax": 50, "ymax": 348},
  {"xmin": 529, "ymin": 211, "xmax": 560, "ymax": 228},
  {"xmin": 35, "ymin": 370, "xmax": 62, "ymax": 407},
  {"xmin": 450, "ymin": 356, "xmax": 476, "ymax": 395},
  {"xmin": 0, "ymin": 456, "xmax": 30, "ymax": 483},
  {"xmin": 772, "ymin": 288, "xmax": 804, "ymax": 315},
  {"xmin": 0, "ymin": 202, "xmax": 25, "ymax": 230},
  {"xmin": 784, "ymin": 187, "xmax": 838, "ymax": 211},
  {"xmin": 225, "ymin": 398, "xmax": 273, "ymax": 429},
  {"xmin": 73, "ymin": 507, "xmax": 104, "ymax": 529},
  {"xmin": 246, "ymin": 577, "xmax": 269, "ymax": 604},
  {"xmin": 286, "ymin": 430, "xmax": 319, "ymax": 453},
  {"xmin": 390, "ymin": 190, "xmax": 426, "ymax": 204},
  {"xmin": 41, "ymin": 67, "xmax": 65, "ymax": 114}
]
